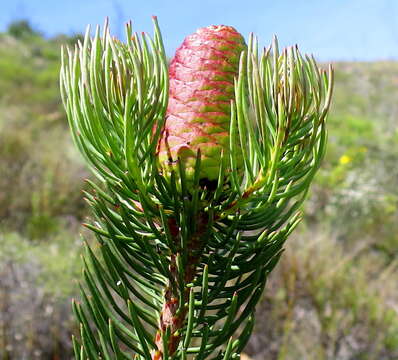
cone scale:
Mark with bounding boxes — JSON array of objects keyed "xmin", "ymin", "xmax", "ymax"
[{"xmin": 158, "ymin": 25, "xmax": 246, "ymax": 183}]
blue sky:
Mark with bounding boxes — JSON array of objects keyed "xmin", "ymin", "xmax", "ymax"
[{"xmin": 0, "ymin": 0, "xmax": 398, "ymax": 61}]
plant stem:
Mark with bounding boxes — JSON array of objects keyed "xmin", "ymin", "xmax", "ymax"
[{"xmin": 152, "ymin": 213, "xmax": 208, "ymax": 360}]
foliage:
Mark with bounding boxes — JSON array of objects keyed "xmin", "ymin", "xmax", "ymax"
[
  {"xmin": 7, "ymin": 20, "xmax": 42, "ymax": 39},
  {"xmin": 246, "ymin": 230, "xmax": 398, "ymax": 360},
  {"xmin": 60, "ymin": 18, "xmax": 332, "ymax": 359},
  {"xmin": 0, "ymin": 21, "xmax": 397, "ymax": 360},
  {"xmin": 307, "ymin": 62, "xmax": 398, "ymax": 260},
  {"xmin": 0, "ymin": 24, "xmax": 89, "ymax": 235},
  {"xmin": 0, "ymin": 229, "xmax": 82, "ymax": 359}
]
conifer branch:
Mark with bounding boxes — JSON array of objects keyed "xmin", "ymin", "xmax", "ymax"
[{"xmin": 60, "ymin": 18, "xmax": 333, "ymax": 360}]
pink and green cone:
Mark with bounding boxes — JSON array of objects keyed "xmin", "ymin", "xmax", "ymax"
[{"xmin": 158, "ymin": 25, "xmax": 246, "ymax": 183}]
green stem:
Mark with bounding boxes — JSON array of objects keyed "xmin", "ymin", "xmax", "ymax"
[{"xmin": 152, "ymin": 213, "xmax": 208, "ymax": 360}]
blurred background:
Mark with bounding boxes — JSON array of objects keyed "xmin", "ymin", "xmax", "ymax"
[{"xmin": 0, "ymin": 0, "xmax": 398, "ymax": 359}]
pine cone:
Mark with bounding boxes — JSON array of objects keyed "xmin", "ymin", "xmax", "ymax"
[{"xmin": 158, "ymin": 25, "xmax": 246, "ymax": 185}]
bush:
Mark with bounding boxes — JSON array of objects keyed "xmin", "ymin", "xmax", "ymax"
[
  {"xmin": 7, "ymin": 20, "xmax": 41, "ymax": 39},
  {"xmin": 246, "ymin": 230, "xmax": 398, "ymax": 360},
  {"xmin": 0, "ymin": 230, "xmax": 83, "ymax": 359},
  {"xmin": 0, "ymin": 122, "xmax": 90, "ymax": 234}
]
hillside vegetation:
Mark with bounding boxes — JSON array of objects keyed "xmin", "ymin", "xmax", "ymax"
[{"xmin": 0, "ymin": 21, "xmax": 397, "ymax": 360}]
